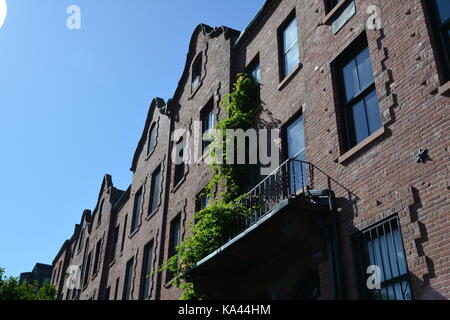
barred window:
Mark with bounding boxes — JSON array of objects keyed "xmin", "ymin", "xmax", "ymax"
[{"xmin": 353, "ymin": 216, "xmax": 413, "ymax": 300}]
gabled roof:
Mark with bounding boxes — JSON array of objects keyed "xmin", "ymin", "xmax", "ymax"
[
  {"xmin": 170, "ymin": 24, "xmax": 239, "ymax": 103},
  {"xmin": 130, "ymin": 97, "xmax": 166, "ymax": 172}
]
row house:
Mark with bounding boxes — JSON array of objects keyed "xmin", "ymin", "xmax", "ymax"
[{"xmin": 51, "ymin": 0, "xmax": 449, "ymax": 300}]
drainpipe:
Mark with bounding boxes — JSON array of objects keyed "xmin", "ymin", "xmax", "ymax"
[
  {"xmin": 307, "ymin": 189, "xmax": 344, "ymax": 300},
  {"xmin": 155, "ymin": 100, "xmax": 173, "ymax": 300}
]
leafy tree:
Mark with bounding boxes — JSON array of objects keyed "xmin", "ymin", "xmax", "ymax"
[{"xmin": 0, "ymin": 268, "xmax": 56, "ymax": 300}]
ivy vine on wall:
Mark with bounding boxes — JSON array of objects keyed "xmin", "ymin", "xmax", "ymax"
[{"xmin": 154, "ymin": 74, "xmax": 260, "ymax": 300}]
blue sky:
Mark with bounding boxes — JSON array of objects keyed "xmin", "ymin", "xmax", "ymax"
[{"xmin": 0, "ymin": 0, "xmax": 264, "ymax": 277}]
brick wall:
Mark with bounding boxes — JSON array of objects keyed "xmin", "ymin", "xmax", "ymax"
[{"xmin": 50, "ymin": 0, "xmax": 449, "ymax": 300}]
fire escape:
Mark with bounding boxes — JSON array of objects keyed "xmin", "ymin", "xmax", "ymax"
[{"xmin": 185, "ymin": 158, "xmax": 347, "ymax": 300}]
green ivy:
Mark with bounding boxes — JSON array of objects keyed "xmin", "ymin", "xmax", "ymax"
[{"xmin": 155, "ymin": 74, "xmax": 260, "ymax": 300}]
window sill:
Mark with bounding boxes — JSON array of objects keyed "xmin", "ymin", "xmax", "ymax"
[
  {"xmin": 277, "ymin": 63, "xmax": 302, "ymax": 91},
  {"xmin": 164, "ymin": 277, "xmax": 176, "ymax": 289},
  {"xmin": 108, "ymin": 259, "xmax": 116, "ymax": 269},
  {"xmin": 129, "ymin": 227, "xmax": 140, "ymax": 240},
  {"xmin": 172, "ymin": 176, "xmax": 187, "ymax": 193},
  {"xmin": 322, "ymin": 0, "xmax": 352, "ymax": 25},
  {"xmin": 437, "ymin": 80, "xmax": 450, "ymax": 97},
  {"xmin": 189, "ymin": 81, "xmax": 203, "ymax": 100},
  {"xmin": 338, "ymin": 126, "xmax": 386, "ymax": 164},
  {"xmin": 145, "ymin": 147, "xmax": 157, "ymax": 161},
  {"xmin": 146, "ymin": 210, "xmax": 158, "ymax": 221},
  {"xmin": 91, "ymin": 272, "xmax": 99, "ymax": 281}
]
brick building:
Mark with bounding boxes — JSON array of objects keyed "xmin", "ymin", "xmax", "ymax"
[
  {"xmin": 19, "ymin": 263, "xmax": 53, "ymax": 288},
  {"xmin": 51, "ymin": 0, "xmax": 449, "ymax": 300}
]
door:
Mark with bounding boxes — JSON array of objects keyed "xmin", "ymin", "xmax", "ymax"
[{"xmin": 287, "ymin": 115, "xmax": 307, "ymax": 194}]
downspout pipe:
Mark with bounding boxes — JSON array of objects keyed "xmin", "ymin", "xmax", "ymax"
[
  {"xmin": 155, "ymin": 100, "xmax": 173, "ymax": 300},
  {"xmin": 307, "ymin": 189, "xmax": 344, "ymax": 300}
]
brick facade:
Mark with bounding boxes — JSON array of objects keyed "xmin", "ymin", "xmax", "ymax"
[{"xmin": 51, "ymin": 0, "xmax": 449, "ymax": 300}]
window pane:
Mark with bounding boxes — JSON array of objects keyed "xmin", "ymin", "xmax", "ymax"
[
  {"xmin": 356, "ymin": 47, "xmax": 374, "ymax": 91},
  {"xmin": 123, "ymin": 259, "xmax": 134, "ymax": 300},
  {"xmin": 252, "ymin": 64, "xmax": 261, "ymax": 83},
  {"xmin": 284, "ymin": 44, "xmax": 300, "ymax": 76},
  {"xmin": 343, "ymin": 59, "xmax": 359, "ymax": 102},
  {"xmin": 141, "ymin": 244, "xmax": 153, "ymax": 300},
  {"xmin": 287, "ymin": 116, "xmax": 305, "ymax": 158},
  {"xmin": 435, "ymin": 0, "xmax": 450, "ymax": 24},
  {"xmin": 351, "ymin": 100, "xmax": 369, "ymax": 144},
  {"xmin": 364, "ymin": 90, "xmax": 382, "ymax": 135},
  {"xmin": 148, "ymin": 125, "xmax": 156, "ymax": 153},
  {"xmin": 283, "ymin": 19, "xmax": 298, "ymax": 53},
  {"xmin": 150, "ymin": 169, "xmax": 161, "ymax": 213}
]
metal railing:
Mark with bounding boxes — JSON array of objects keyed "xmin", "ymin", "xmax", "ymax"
[{"xmin": 226, "ymin": 157, "xmax": 316, "ymax": 241}]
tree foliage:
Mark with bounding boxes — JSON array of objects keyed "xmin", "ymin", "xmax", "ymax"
[{"xmin": 0, "ymin": 268, "xmax": 56, "ymax": 300}]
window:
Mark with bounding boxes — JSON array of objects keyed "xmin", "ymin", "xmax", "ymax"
[
  {"xmin": 201, "ymin": 102, "xmax": 215, "ymax": 153},
  {"xmin": 83, "ymin": 251, "xmax": 92, "ymax": 286},
  {"xmin": 353, "ymin": 216, "xmax": 412, "ymax": 300},
  {"xmin": 121, "ymin": 215, "xmax": 128, "ymax": 252},
  {"xmin": 77, "ymin": 230, "xmax": 85, "ymax": 252},
  {"xmin": 286, "ymin": 115, "xmax": 307, "ymax": 194},
  {"xmin": 169, "ymin": 215, "xmax": 181, "ymax": 256},
  {"xmin": 192, "ymin": 54, "xmax": 202, "ymax": 92},
  {"xmin": 104, "ymin": 287, "xmax": 111, "ymax": 300},
  {"xmin": 93, "ymin": 239, "xmax": 102, "ymax": 274},
  {"xmin": 139, "ymin": 241, "xmax": 154, "ymax": 300},
  {"xmin": 167, "ymin": 215, "xmax": 182, "ymax": 282},
  {"xmin": 110, "ymin": 225, "xmax": 119, "ymax": 262},
  {"xmin": 113, "ymin": 278, "xmax": 120, "ymax": 300},
  {"xmin": 336, "ymin": 37, "xmax": 382, "ymax": 150},
  {"xmin": 197, "ymin": 192, "xmax": 210, "ymax": 212},
  {"xmin": 149, "ymin": 167, "xmax": 161, "ymax": 214},
  {"xmin": 427, "ymin": 0, "xmax": 450, "ymax": 81},
  {"xmin": 131, "ymin": 188, "xmax": 143, "ymax": 233},
  {"xmin": 123, "ymin": 258, "xmax": 134, "ymax": 300},
  {"xmin": 147, "ymin": 123, "xmax": 157, "ymax": 155},
  {"xmin": 280, "ymin": 14, "xmax": 300, "ymax": 78},
  {"xmin": 174, "ymin": 138, "xmax": 185, "ymax": 186},
  {"xmin": 97, "ymin": 200, "xmax": 104, "ymax": 224},
  {"xmin": 247, "ymin": 56, "xmax": 261, "ymax": 83}
]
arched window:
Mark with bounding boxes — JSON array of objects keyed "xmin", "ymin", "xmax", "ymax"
[{"xmin": 147, "ymin": 123, "xmax": 157, "ymax": 155}]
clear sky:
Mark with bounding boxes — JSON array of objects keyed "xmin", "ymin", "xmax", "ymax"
[{"xmin": 0, "ymin": 0, "xmax": 265, "ymax": 277}]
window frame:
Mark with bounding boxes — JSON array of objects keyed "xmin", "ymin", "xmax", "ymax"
[
  {"xmin": 97, "ymin": 200, "xmax": 104, "ymax": 225},
  {"xmin": 120, "ymin": 215, "xmax": 128, "ymax": 253},
  {"xmin": 246, "ymin": 55, "xmax": 261, "ymax": 84},
  {"xmin": 201, "ymin": 100, "xmax": 215, "ymax": 154},
  {"xmin": 147, "ymin": 122, "xmax": 158, "ymax": 156},
  {"xmin": 130, "ymin": 188, "xmax": 143, "ymax": 234},
  {"xmin": 278, "ymin": 11, "xmax": 300, "ymax": 80},
  {"xmin": 334, "ymin": 34, "xmax": 382, "ymax": 151},
  {"xmin": 83, "ymin": 251, "xmax": 92, "ymax": 287},
  {"xmin": 352, "ymin": 216, "xmax": 413, "ymax": 300},
  {"xmin": 191, "ymin": 54, "xmax": 203, "ymax": 93},
  {"xmin": 166, "ymin": 215, "xmax": 182, "ymax": 282},
  {"xmin": 196, "ymin": 191, "xmax": 210, "ymax": 212},
  {"xmin": 122, "ymin": 258, "xmax": 134, "ymax": 300},
  {"xmin": 93, "ymin": 239, "xmax": 102, "ymax": 275},
  {"xmin": 139, "ymin": 241, "xmax": 154, "ymax": 300},
  {"xmin": 110, "ymin": 225, "xmax": 120, "ymax": 263},
  {"xmin": 426, "ymin": 0, "xmax": 450, "ymax": 82},
  {"xmin": 174, "ymin": 137, "xmax": 186, "ymax": 186},
  {"xmin": 149, "ymin": 166, "xmax": 161, "ymax": 215}
]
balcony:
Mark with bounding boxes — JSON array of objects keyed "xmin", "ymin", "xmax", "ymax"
[{"xmin": 185, "ymin": 159, "xmax": 343, "ymax": 300}]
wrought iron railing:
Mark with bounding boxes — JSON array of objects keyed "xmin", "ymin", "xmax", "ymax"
[{"xmin": 226, "ymin": 157, "xmax": 316, "ymax": 241}]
